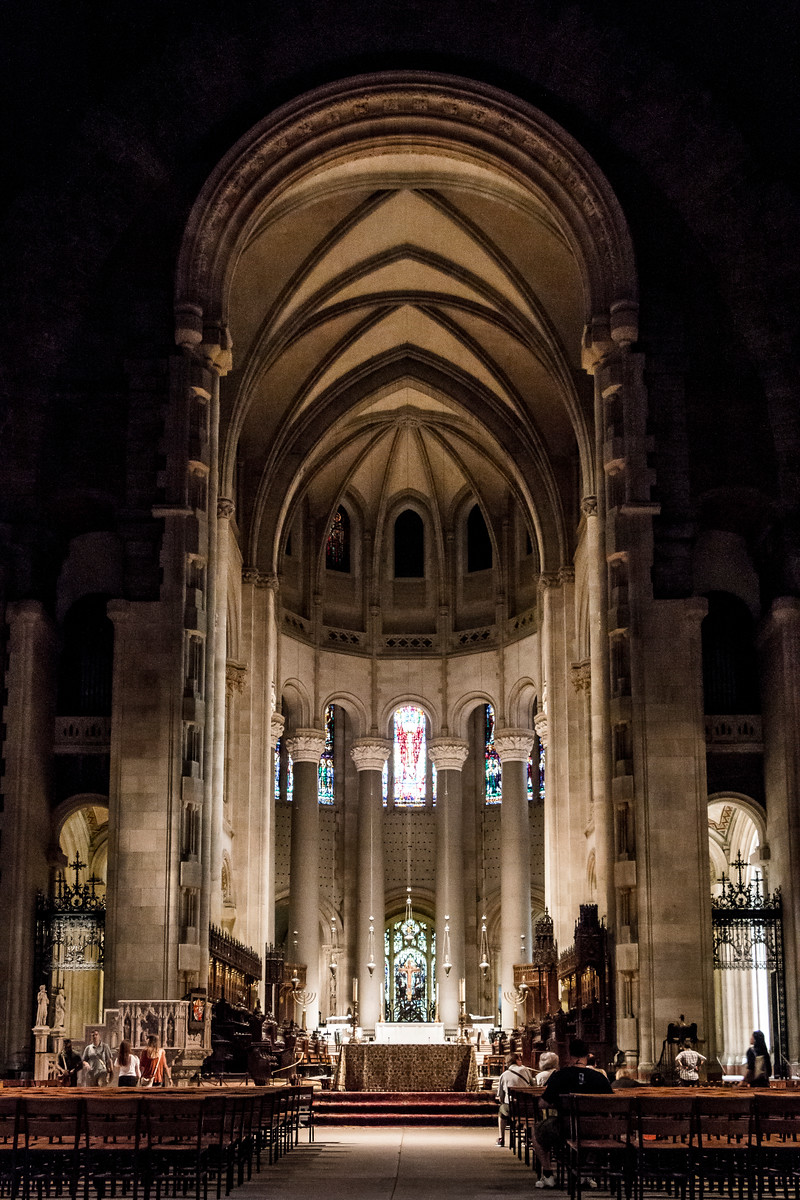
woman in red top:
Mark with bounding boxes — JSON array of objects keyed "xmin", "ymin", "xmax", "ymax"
[{"xmin": 139, "ymin": 1035, "xmax": 173, "ymax": 1086}]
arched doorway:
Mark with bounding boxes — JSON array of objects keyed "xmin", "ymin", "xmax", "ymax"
[{"xmin": 709, "ymin": 797, "xmax": 784, "ymax": 1074}]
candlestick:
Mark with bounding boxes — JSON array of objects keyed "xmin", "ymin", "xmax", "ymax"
[
  {"xmin": 352, "ymin": 976, "xmax": 358, "ymax": 1003},
  {"xmin": 458, "ymin": 977, "xmax": 466, "ymax": 1003}
]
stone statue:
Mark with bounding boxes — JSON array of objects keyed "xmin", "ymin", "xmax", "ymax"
[
  {"xmin": 35, "ymin": 984, "xmax": 49, "ymax": 1027},
  {"xmin": 54, "ymin": 987, "xmax": 66, "ymax": 1029}
]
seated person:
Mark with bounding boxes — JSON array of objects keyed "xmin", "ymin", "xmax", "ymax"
[
  {"xmin": 535, "ymin": 1051, "xmax": 559, "ymax": 1085},
  {"xmin": 611, "ymin": 1066, "xmax": 640, "ymax": 1089},
  {"xmin": 495, "ymin": 1051, "xmax": 537, "ymax": 1147},
  {"xmin": 532, "ymin": 1037, "xmax": 613, "ymax": 1188}
]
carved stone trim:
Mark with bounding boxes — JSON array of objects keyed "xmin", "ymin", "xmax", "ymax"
[
  {"xmin": 428, "ymin": 738, "xmax": 469, "ymax": 771},
  {"xmin": 285, "ymin": 729, "xmax": 326, "ymax": 763},
  {"xmin": 242, "ymin": 567, "xmax": 279, "ymax": 590},
  {"xmin": 533, "ymin": 712, "xmax": 549, "ymax": 748},
  {"xmin": 350, "ymin": 738, "xmax": 392, "ymax": 772},
  {"xmin": 494, "ymin": 728, "xmax": 535, "ymax": 762},
  {"xmin": 271, "ymin": 712, "xmax": 286, "ymax": 741}
]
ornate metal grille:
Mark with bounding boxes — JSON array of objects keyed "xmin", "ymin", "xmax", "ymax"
[{"xmin": 712, "ymin": 853, "xmax": 787, "ymax": 1070}]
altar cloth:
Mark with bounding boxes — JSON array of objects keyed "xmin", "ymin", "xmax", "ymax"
[
  {"xmin": 373, "ymin": 1022, "xmax": 445, "ymax": 1044},
  {"xmin": 334, "ymin": 1042, "xmax": 478, "ymax": 1091}
]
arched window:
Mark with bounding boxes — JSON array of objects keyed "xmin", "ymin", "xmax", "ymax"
[
  {"xmin": 392, "ymin": 705, "xmax": 428, "ymax": 807},
  {"xmin": 467, "ymin": 504, "xmax": 493, "ymax": 572},
  {"xmin": 394, "ymin": 510, "xmax": 425, "ymax": 578},
  {"xmin": 702, "ymin": 592, "xmax": 760, "ymax": 714},
  {"xmin": 485, "ymin": 705, "xmax": 502, "ymax": 804},
  {"xmin": 326, "ymin": 505, "xmax": 350, "ymax": 572},
  {"xmin": 274, "ymin": 738, "xmax": 294, "ymax": 803},
  {"xmin": 318, "ymin": 704, "xmax": 335, "ymax": 804}
]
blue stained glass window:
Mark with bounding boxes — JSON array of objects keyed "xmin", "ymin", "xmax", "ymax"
[
  {"xmin": 539, "ymin": 741, "xmax": 546, "ymax": 801},
  {"xmin": 274, "ymin": 738, "xmax": 281, "ymax": 802},
  {"xmin": 394, "ymin": 705, "xmax": 427, "ymax": 807},
  {"xmin": 485, "ymin": 704, "xmax": 502, "ymax": 804},
  {"xmin": 318, "ymin": 704, "xmax": 334, "ymax": 804},
  {"xmin": 287, "ymin": 754, "xmax": 293, "ymax": 804},
  {"xmin": 382, "ymin": 758, "xmax": 388, "ymax": 808}
]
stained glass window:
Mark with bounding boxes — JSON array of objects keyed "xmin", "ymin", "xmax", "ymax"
[
  {"xmin": 539, "ymin": 740, "xmax": 546, "ymax": 801},
  {"xmin": 318, "ymin": 704, "xmax": 334, "ymax": 804},
  {"xmin": 275, "ymin": 738, "xmax": 294, "ymax": 803},
  {"xmin": 393, "ymin": 705, "xmax": 427, "ymax": 807},
  {"xmin": 287, "ymin": 753, "xmax": 293, "ymax": 803},
  {"xmin": 274, "ymin": 738, "xmax": 281, "ymax": 802},
  {"xmin": 384, "ymin": 915, "xmax": 435, "ymax": 1022},
  {"xmin": 485, "ymin": 704, "xmax": 502, "ymax": 804},
  {"xmin": 325, "ymin": 505, "xmax": 350, "ymax": 572},
  {"xmin": 382, "ymin": 758, "xmax": 389, "ymax": 808}
]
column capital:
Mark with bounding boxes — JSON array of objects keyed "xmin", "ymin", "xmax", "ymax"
[
  {"xmin": 285, "ymin": 729, "xmax": 326, "ymax": 762},
  {"xmin": 271, "ymin": 712, "xmax": 285, "ymax": 741},
  {"xmin": 581, "ymin": 495, "xmax": 598, "ymax": 518},
  {"xmin": 494, "ymin": 728, "xmax": 535, "ymax": 762},
  {"xmin": 225, "ymin": 661, "xmax": 247, "ymax": 695},
  {"xmin": 242, "ymin": 567, "xmax": 278, "ymax": 590},
  {"xmin": 533, "ymin": 711, "xmax": 549, "ymax": 748},
  {"xmin": 428, "ymin": 738, "xmax": 469, "ymax": 771},
  {"xmin": 350, "ymin": 738, "xmax": 392, "ymax": 772},
  {"xmin": 571, "ymin": 659, "xmax": 591, "ymax": 693},
  {"xmin": 217, "ymin": 498, "xmax": 235, "ymax": 520}
]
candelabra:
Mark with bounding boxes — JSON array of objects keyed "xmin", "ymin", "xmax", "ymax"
[
  {"xmin": 503, "ymin": 985, "xmax": 528, "ymax": 1029},
  {"xmin": 293, "ymin": 988, "xmax": 316, "ymax": 1030},
  {"xmin": 457, "ymin": 976, "xmax": 469, "ymax": 1044}
]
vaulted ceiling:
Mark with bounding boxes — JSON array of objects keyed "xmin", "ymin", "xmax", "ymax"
[{"xmin": 220, "ymin": 148, "xmax": 594, "ymax": 572}]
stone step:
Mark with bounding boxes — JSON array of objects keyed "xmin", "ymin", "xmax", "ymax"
[{"xmin": 314, "ymin": 1090, "xmax": 497, "ymax": 1125}]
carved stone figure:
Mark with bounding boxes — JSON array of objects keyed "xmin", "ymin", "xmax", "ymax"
[
  {"xmin": 54, "ymin": 987, "xmax": 66, "ymax": 1029},
  {"xmin": 35, "ymin": 984, "xmax": 49, "ymax": 1027}
]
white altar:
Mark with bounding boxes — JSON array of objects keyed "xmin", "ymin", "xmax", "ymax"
[{"xmin": 374, "ymin": 1021, "xmax": 445, "ymax": 1044}]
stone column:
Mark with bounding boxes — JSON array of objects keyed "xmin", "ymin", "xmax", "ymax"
[
  {"xmin": 429, "ymin": 738, "xmax": 469, "ymax": 1030},
  {"xmin": 495, "ymin": 728, "xmax": 535, "ymax": 1029},
  {"xmin": 210, "ymin": 499, "xmax": 235, "ymax": 927},
  {"xmin": 0, "ymin": 602, "xmax": 55, "ymax": 1069},
  {"xmin": 285, "ymin": 729, "xmax": 326, "ymax": 1030},
  {"xmin": 760, "ymin": 597, "xmax": 800, "ymax": 1065},
  {"xmin": 350, "ymin": 739, "xmax": 391, "ymax": 1034}
]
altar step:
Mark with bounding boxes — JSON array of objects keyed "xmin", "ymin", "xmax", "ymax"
[{"xmin": 314, "ymin": 1091, "xmax": 497, "ymax": 1126}]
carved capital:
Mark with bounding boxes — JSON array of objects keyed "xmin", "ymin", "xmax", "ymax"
[
  {"xmin": 581, "ymin": 495, "xmax": 598, "ymax": 518},
  {"xmin": 571, "ymin": 660, "xmax": 591, "ymax": 693},
  {"xmin": 428, "ymin": 738, "xmax": 469, "ymax": 771},
  {"xmin": 350, "ymin": 738, "xmax": 392, "ymax": 772},
  {"xmin": 226, "ymin": 661, "xmax": 247, "ymax": 695},
  {"xmin": 217, "ymin": 498, "xmax": 235, "ymax": 521},
  {"xmin": 285, "ymin": 729, "xmax": 326, "ymax": 763},
  {"xmin": 538, "ymin": 571, "xmax": 561, "ymax": 592},
  {"xmin": 533, "ymin": 712, "xmax": 549, "ymax": 748},
  {"xmin": 494, "ymin": 728, "xmax": 535, "ymax": 762},
  {"xmin": 242, "ymin": 567, "xmax": 279, "ymax": 590},
  {"xmin": 271, "ymin": 712, "xmax": 286, "ymax": 741}
]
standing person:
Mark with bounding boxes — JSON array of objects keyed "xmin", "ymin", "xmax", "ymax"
[
  {"xmin": 495, "ymin": 1051, "xmax": 537, "ymax": 1147},
  {"xmin": 114, "ymin": 1039, "xmax": 141, "ymax": 1087},
  {"xmin": 82, "ymin": 1029, "xmax": 113, "ymax": 1086},
  {"xmin": 742, "ymin": 1030, "xmax": 772, "ymax": 1087},
  {"xmin": 139, "ymin": 1035, "xmax": 173, "ymax": 1087},
  {"xmin": 57, "ymin": 1039, "xmax": 83, "ymax": 1086},
  {"xmin": 532, "ymin": 1037, "xmax": 613, "ymax": 1188},
  {"xmin": 675, "ymin": 1039, "xmax": 706, "ymax": 1086}
]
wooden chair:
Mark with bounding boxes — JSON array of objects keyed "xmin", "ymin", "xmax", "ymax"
[
  {"xmin": 20, "ymin": 1096, "xmax": 83, "ymax": 1200},
  {"xmin": 692, "ymin": 1092, "xmax": 753, "ymax": 1200},
  {"xmin": 142, "ymin": 1096, "xmax": 206, "ymax": 1200},
  {"xmin": 0, "ymin": 1096, "xmax": 22, "ymax": 1200},
  {"xmin": 508, "ymin": 1088, "xmax": 539, "ymax": 1164},
  {"xmin": 82, "ymin": 1095, "xmax": 143, "ymax": 1200},
  {"xmin": 752, "ymin": 1092, "xmax": 800, "ymax": 1200},
  {"xmin": 631, "ymin": 1094, "xmax": 695, "ymax": 1200},
  {"xmin": 566, "ymin": 1093, "xmax": 633, "ymax": 1200}
]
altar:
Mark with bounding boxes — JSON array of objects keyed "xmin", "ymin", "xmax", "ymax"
[
  {"xmin": 334, "ymin": 1042, "xmax": 478, "ymax": 1091},
  {"xmin": 374, "ymin": 1021, "xmax": 445, "ymax": 1044}
]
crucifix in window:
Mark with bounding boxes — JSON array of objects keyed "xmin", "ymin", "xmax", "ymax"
[{"xmin": 398, "ymin": 958, "xmax": 420, "ymax": 1000}]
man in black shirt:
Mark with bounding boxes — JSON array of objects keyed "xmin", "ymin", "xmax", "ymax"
[{"xmin": 533, "ymin": 1037, "xmax": 613, "ymax": 1188}]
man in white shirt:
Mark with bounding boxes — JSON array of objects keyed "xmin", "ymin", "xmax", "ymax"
[
  {"xmin": 675, "ymin": 1040, "xmax": 706, "ymax": 1085},
  {"xmin": 495, "ymin": 1051, "xmax": 537, "ymax": 1146}
]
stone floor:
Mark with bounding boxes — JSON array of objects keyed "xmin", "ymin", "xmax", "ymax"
[{"xmin": 242, "ymin": 1126, "xmax": 549, "ymax": 1199}]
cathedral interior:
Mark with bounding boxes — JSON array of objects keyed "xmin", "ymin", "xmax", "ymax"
[{"xmin": 0, "ymin": 0, "xmax": 798, "ymax": 1080}]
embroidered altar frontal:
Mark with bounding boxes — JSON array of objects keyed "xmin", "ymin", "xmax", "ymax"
[{"xmin": 335, "ymin": 1043, "xmax": 478, "ymax": 1091}]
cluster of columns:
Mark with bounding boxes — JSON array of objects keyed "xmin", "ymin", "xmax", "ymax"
[{"xmin": 283, "ymin": 719, "xmax": 538, "ymax": 1033}]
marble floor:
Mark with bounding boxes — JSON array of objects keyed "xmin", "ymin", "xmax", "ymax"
[{"xmin": 241, "ymin": 1126, "xmax": 549, "ymax": 1199}]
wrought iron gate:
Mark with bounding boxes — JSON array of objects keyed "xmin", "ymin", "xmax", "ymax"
[
  {"xmin": 35, "ymin": 854, "xmax": 105, "ymax": 992},
  {"xmin": 711, "ymin": 852, "xmax": 787, "ymax": 1073}
]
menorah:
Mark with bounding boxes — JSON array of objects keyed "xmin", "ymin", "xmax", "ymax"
[
  {"xmin": 503, "ymin": 984, "xmax": 528, "ymax": 1028},
  {"xmin": 292, "ymin": 988, "xmax": 316, "ymax": 1030}
]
